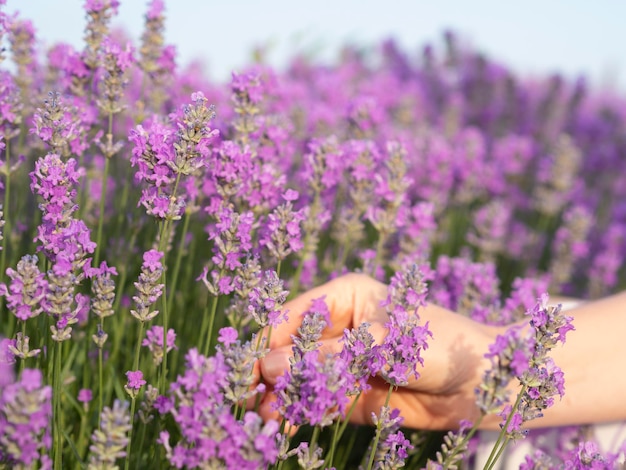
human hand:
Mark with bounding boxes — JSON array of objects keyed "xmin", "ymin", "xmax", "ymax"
[{"xmin": 256, "ymin": 273, "xmax": 499, "ymax": 430}]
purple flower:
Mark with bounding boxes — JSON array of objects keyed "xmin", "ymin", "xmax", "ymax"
[
  {"xmin": 273, "ymin": 310, "xmax": 349, "ymax": 427},
  {"xmin": 130, "ymin": 250, "xmax": 164, "ymax": 323},
  {"xmin": 2, "ymin": 254, "xmax": 47, "ymax": 321},
  {"xmin": 217, "ymin": 332, "xmax": 266, "ymax": 404},
  {"xmin": 379, "ymin": 265, "xmax": 432, "ymax": 387},
  {"xmin": 217, "ymin": 326, "xmax": 238, "ymax": 346},
  {"xmin": 259, "ymin": 190, "xmax": 305, "ymax": 262},
  {"xmin": 367, "ymin": 406, "xmax": 412, "ymax": 469},
  {"xmin": 340, "ymin": 322, "xmax": 381, "ymax": 395},
  {"xmin": 247, "ymin": 270, "xmax": 289, "ymax": 328},
  {"xmin": 498, "ymin": 405, "xmax": 524, "ymax": 434},
  {"xmin": 0, "ymin": 369, "xmax": 52, "ymax": 466},
  {"xmin": 126, "ymin": 370, "xmax": 146, "ymax": 390},
  {"xmin": 142, "ymin": 325, "xmax": 177, "ymax": 366},
  {"xmin": 88, "ymin": 400, "xmax": 131, "ymax": 467},
  {"xmin": 143, "ymin": 249, "xmax": 164, "ymax": 272},
  {"xmin": 158, "ymin": 348, "xmax": 279, "ymax": 467},
  {"xmin": 231, "ymin": 71, "xmax": 264, "ymax": 106},
  {"xmin": 78, "ymin": 388, "xmax": 93, "ymax": 404}
]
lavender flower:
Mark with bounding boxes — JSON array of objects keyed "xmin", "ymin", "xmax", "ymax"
[
  {"xmin": 201, "ymin": 205, "xmax": 254, "ymax": 295},
  {"xmin": 260, "ymin": 188, "xmax": 305, "ymax": 263},
  {"xmin": 30, "ymin": 153, "xmax": 95, "ymax": 274},
  {"xmin": 0, "ymin": 205, "xmax": 3, "ymax": 251},
  {"xmin": 130, "ymin": 94, "xmax": 218, "ymax": 220},
  {"xmin": 142, "ymin": 325, "xmax": 176, "ymax": 366},
  {"xmin": 138, "ymin": 0, "xmax": 175, "ymax": 112},
  {"xmin": 44, "ymin": 258, "xmax": 90, "ymax": 342},
  {"xmin": 366, "ymin": 141, "xmax": 411, "ymax": 246},
  {"xmin": 365, "ymin": 407, "xmax": 413, "ymax": 470},
  {"xmin": 476, "ymin": 324, "xmax": 530, "ymax": 416},
  {"xmin": 96, "ymin": 37, "xmax": 134, "ymax": 118},
  {"xmin": 533, "ymin": 135, "xmax": 582, "ymax": 216},
  {"xmin": 2, "ymin": 254, "xmax": 47, "ymax": 321},
  {"xmin": 7, "ymin": 16, "xmax": 37, "ymax": 93},
  {"xmin": 217, "ymin": 330, "xmax": 266, "ymax": 404},
  {"xmin": 0, "ymin": 71, "xmax": 23, "ymax": 141},
  {"xmin": 293, "ymin": 442, "xmax": 325, "ymax": 470},
  {"xmin": 274, "ymin": 308, "xmax": 349, "ymax": 427},
  {"xmin": 87, "ymin": 399, "xmax": 131, "ymax": 469},
  {"xmin": 169, "ymin": 91, "xmax": 219, "ymax": 176},
  {"xmin": 158, "ymin": 348, "xmax": 280, "ymax": 468},
  {"xmin": 247, "ymin": 269, "xmax": 289, "ymax": 328},
  {"xmin": 379, "ymin": 265, "xmax": 432, "ymax": 387},
  {"xmin": 6, "ymin": 332, "xmax": 41, "ymax": 360},
  {"xmin": 231, "ymin": 71, "xmax": 263, "ymax": 145},
  {"xmin": 548, "ymin": 205, "xmax": 593, "ymax": 292},
  {"xmin": 125, "ymin": 370, "xmax": 146, "ymax": 399},
  {"xmin": 466, "ymin": 199, "xmax": 512, "ymax": 262},
  {"xmin": 339, "ymin": 322, "xmax": 381, "ymax": 395},
  {"xmin": 87, "ymin": 260, "xmax": 117, "ymax": 321},
  {"xmin": 562, "ymin": 441, "xmax": 618, "ymax": 469},
  {"xmin": 82, "ymin": 0, "xmax": 120, "ymax": 71},
  {"xmin": 31, "ymin": 91, "xmax": 88, "ymax": 157},
  {"xmin": 486, "ymin": 295, "xmax": 574, "ymax": 444},
  {"xmin": 78, "ymin": 388, "xmax": 93, "ymax": 405},
  {"xmin": 0, "ymin": 369, "xmax": 52, "ymax": 467},
  {"xmin": 130, "ymin": 249, "xmax": 164, "ymax": 323}
]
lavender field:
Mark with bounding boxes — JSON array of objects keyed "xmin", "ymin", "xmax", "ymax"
[{"xmin": 1, "ymin": 1, "xmax": 625, "ymax": 469}]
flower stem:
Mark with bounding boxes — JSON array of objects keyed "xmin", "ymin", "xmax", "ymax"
[
  {"xmin": 202, "ymin": 293, "xmax": 220, "ymax": 357},
  {"xmin": 124, "ymin": 397, "xmax": 137, "ymax": 470},
  {"xmin": 98, "ymin": 346, "xmax": 103, "ymax": 427},
  {"xmin": 325, "ymin": 418, "xmax": 341, "ymax": 468},
  {"xmin": 167, "ymin": 208, "xmax": 192, "ymax": 314},
  {"xmin": 483, "ymin": 383, "xmax": 527, "ymax": 470},
  {"xmin": 54, "ymin": 340, "xmax": 63, "ymax": 470},
  {"xmin": 365, "ymin": 384, "xmax": 395, "ymax": 470},
  {"xmin": 93, "ymin": 156, "xmax": 110, "ymax": 267},
  {"xmin": 1, "ymin": 138, "xmax": 10, "ymax": 285}
]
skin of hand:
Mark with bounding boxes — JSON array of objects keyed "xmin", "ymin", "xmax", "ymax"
[{"xmin": 255, "ymin": 273, "xmax": 497, "ymax": 430}]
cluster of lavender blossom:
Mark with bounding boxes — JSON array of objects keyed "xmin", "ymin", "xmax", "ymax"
[{"xmin": 0, "ymin": 1, "xmax": 625, "ymax": 469}]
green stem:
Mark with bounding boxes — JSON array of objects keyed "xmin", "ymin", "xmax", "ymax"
[
  {"xmin": 202, "ymin": 293, "xmax": 220, "ymax": 357},
  {"xmin": 133, "ymin": 322, "xmax": 145, "ymax": 373},
  {"xmin": 335, "ymin": 392, "xmax": 361, "ymax": 443},
  {"xmin": 135, "ymin": 421, "xmax": 148, "ymax": 468},
  {"xmin": 158, "ymin": 173, "xmax": 182, "ymax": 395},
  {"xmin": 366, "ymin": 384, "xmax": 395, "ymax": 470},
  {"xmin": 276, "ymin": 259, "xmax": 282, "ymax": 278},
  {"xmin": 124, "ymin": 398, "xmax": 137, "ymax": 470},
  {"xmin": 18, "ymin": 320, "xmax": 26, "ymax": 375},
  {"xmin": 309, "ymin": 425, "xmax": 321, "ymax": 450},
  {"xmin": 167, "ymin": 209, "xmax": 192, "ymax": 314},
  {"xmin": 1, "ymin": 138, "xmax": 10, "ymax": 285},
  {"xmin": 93, "ymin": 157, "xmax": 110, "ymax": 267},
  {"xmin": 325, "ymin": 419, "xmax": 341, "ymax": 468},
  {"xmin": 76, "ymin": 402, "xmax": 90, "ymax": 460},
  {"xmin": 98, "ymin": 346, "xmax": 103, "ymax": 427},
  {"xmin": 54, "ymin": 341, "xmax": 63, "ymax": 470},
  {"xmin": 336, "ymin": 427, "xmax": 358, "ymax": 470},
  {"xmin": 483, "ymin": 384, "xmax": 527, "ymax": 470}
]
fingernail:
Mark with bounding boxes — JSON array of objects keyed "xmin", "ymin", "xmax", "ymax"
[{"xmin": 261, "ymin": 350, "xmax": 290, "ymax": 382}]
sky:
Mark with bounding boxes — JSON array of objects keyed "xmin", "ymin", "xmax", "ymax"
[{"xmin": 4, "ymin": 0, "xmax": 626, "ymax": 92}]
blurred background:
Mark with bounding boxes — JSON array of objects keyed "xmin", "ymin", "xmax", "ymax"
[{"xmin": 4, "ymin": 0, "xmax": 626, "ymax": 91}]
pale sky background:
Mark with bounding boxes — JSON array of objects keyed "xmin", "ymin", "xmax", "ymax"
[{"xmin": 4, "ymin": 0, "xmax": 626, "ymax": 92}]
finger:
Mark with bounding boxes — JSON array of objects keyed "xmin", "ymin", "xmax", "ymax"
[{"xmin": 268, "ymin": 273, "xmax": 387, "ymax": 349}]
